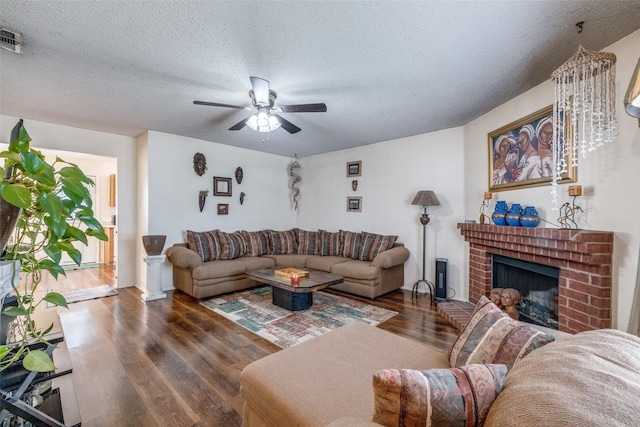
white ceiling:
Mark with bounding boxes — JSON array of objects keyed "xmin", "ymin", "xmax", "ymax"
[{"xmin": 1, "ymin": 1, "xmax": 639, "ymax": 158}]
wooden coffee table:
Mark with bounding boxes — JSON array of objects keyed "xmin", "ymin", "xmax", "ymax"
[{"xmin": 246, "ymin": 267, "xmax": 343, "ymax": 311}]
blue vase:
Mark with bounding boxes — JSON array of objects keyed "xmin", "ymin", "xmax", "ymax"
[
  {"xmin": 520, "ymin": 206, "xmax": 540, "ymax": 227},
  {"xmin": 491, "ymin": 201, "xmax": 509, "ymax": 226},
  {"xmin": 505, "ymin": 203, "xmax": 523, "ymax": 226}
]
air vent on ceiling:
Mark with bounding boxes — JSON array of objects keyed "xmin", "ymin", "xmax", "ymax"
[{"xmin": 0, "ymin": 28, "xmax": 23, "ymax": 54}]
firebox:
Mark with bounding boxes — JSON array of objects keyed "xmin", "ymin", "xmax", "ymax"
[{"xmin": 492, "ymin": 255, "xmax": 560, "ymax": 329}]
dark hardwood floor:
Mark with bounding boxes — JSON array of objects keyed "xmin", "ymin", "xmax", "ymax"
[{"xmin": 44, "ymin": 266, "xmax": 459, "ymax": 426}]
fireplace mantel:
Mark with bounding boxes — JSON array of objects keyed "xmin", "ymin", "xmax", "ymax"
[{"xmin": 458, "ymin": 223, "xmax": 613, "ymax": 333}]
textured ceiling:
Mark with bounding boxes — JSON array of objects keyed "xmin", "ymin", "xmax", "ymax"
[{"xmin": 1, "ymin": 1, "xmax": 639, "ymax": 158}]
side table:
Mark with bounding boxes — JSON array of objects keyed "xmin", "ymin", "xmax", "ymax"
[{"xmin": 142, "ymin": 255, "xmax": 167, "ymax": 302}]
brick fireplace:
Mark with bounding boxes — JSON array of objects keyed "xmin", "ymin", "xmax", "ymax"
[{"xmin": 457, "ymin": 223, "xmax": 613, "ymax": 334}]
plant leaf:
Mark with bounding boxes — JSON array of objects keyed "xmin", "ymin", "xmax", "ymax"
[
  {"xmin": 39, "ymin": 193, "xmax": 64, "ymax": 222},
  {"xmin": 39, "ymin": 259, "xmax": 66, "ymax": 279},
  {"xmin": 44, "ymin": 245, "xmax": 62, "ymax": 264},
  {"xmin": 0, "ymin": 184, "xmax": 31, "ymax": 209},
  {"xmin": 58, "ymin": 166, "xmax": 94, "ymax": 185},
  {"xmin": 44, "ymin": 215, "xmax": 67, "ymax": 239},
  {"xmin": 23, "ymin": 350, "xmax": 56, "ymax": 372},
  {"xmin": 20, "ymin": 151, "xmax": 46, "ymax": 175},
  {"xmin": 78, "ymin": 215, "xmax": 104, "ymax": 232},
  {"xmin": 64, "ymin": 225, "xmax": 88, "ymax": 245},
  {"xmin": 0, "ymin": 345, "xmax": 9, "ymax": 360},
  {"xmin": 86, "ymin": 228, "xmax": 108, "ymax": 241},
  {"xmin": 2, "ymin": 305, "xmax": 29, "ymax": 316},
  {"xmin": 43, "ymin": 292, "xmax": 68, "ymax": 309}
]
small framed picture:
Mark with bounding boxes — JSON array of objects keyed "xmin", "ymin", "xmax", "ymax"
[
  {"xmin": 217, "ymin": 204, "xmax": 229, "ymax": 215},
  {"xmin": 346, "ymin": 161, "xmax": 362, "ymax": 177},
  {"xmin": 213, "ymin": 177, "xmax": 232, "ymax": 196},
  {"xmin": 347, "ymin": 196, "xmax": 362, "ymax": 212}
]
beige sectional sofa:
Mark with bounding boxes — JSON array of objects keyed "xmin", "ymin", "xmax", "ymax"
[
  {"xmin": 240, "ymin": 297, "xmax": 640, "ymax": 427},
  {"xmin": 166, "ymin": 228, "xmax": 410, "ymax": 300}
]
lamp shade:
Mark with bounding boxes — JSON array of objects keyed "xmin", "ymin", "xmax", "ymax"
[
  {"xmin": 411, "ymin": 191, "xmax": 440, "ymax": 207},
  {"xmin": 624, "ymin": 57, "xmax": 640, "ymax": 118}
]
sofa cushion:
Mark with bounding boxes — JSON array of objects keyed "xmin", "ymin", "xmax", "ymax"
[
  {"xmin": 264, "ymin": 254, "xmax": 313, "ymax": 269},
  {"xmin": 295, "ymin": 229, "xmax": 319, "ymax": 255},
  {"xmin": 192, "ymin": 259, "xmax": 246, "ymax": 280},
  {"xmin": 216, "ymin": 230, "xmax": 246, "ymax": 260},
  {"xmin": 359, "ymin": 232, "xmax": 397, "ymax": 262},
  {"xmin": 269, "ymin": 229, "xmax": 297, "ymax": 255},
  {"xmin": 341, "ymin": 230, "xmax": 362, "ymax": 259},
  {"xmin": 241, "ymin": 256, "xmax": 276, "ymax": 271},
  {"xmin": 319, "ymin": 229, "xmax": 342, "ymax": 256},
  {"xmin": 331, "ymin": 260, "xmax": 379, "ymax": 280},
  {"xmin": 305, "ymin": 255, "xmax": 351, "ymax": 272},
  {"xmin": 448, "ymin": 296, "xmax": 555, "ymax": 369},
  {"xmin": 241, "ymin": 230, "xmax": 270, "ymax": 257},
  {"xmin": 186, "ymin": 229, "xmax": 221, "ymax": 262},
  {"xmin": 485, "ymin": 329, "xmax": 640, "ymax": 427},
  {"xmin": 372, "ymin": 364, "xmax": 507, "ymax": 427}
]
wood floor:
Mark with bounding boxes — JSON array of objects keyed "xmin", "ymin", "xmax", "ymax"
[{"xmin": 44, "ymin": 266, "xmax": 459, "ymax": 427}]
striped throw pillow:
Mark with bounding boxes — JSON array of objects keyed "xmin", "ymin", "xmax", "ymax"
[
  {"xmin": 296, "ymin": 229, "xmax": 319, "ymax": 255},
  {"xmin": 341, "ymin": 230, "xmax": 362, "ymax": 259},
  {"xmin": 318, "ymin": 229, "xmax": 342, "ymax": 256},
  {"xmin": 359, "ymin": 232, "xmax": 397, "ymax": 261},
  {"xmin": 372, "ymin": 364, "xmax": 507, "ymax": 427},
  {"xmin": 448, "ymin": 296, "xmax": 555, "ymax": 370},
  {"xmin": 241, "ymin": 230, "xmax": 270, "ymax": 257},
  {"xmin": 186, "ymin": 229, "xmax": 220, "ymax": 262},
  {"xmin": 216, "ymin": 230, "xmax": 246, "ymax": 260},
  {"xmin": 268, "ymin": 229, "xmax": 297, "ymax": 255}
]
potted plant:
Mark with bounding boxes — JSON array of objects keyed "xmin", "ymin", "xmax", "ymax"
[{"xmin": 0, "ymin": 120, "xmax": 107, "ymax": 373}]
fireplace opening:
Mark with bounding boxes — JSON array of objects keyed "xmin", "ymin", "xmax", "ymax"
[{"xmin": 492, "ymin": 255, "xmax": 559, "ymax": 329}]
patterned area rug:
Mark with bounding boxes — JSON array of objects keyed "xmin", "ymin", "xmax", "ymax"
[
  {"xmin": 58, "ymin": 285, "xmax": 118, "ymax": 304},
  {"xmin": 201, "ymin": 287, "xmax": 398, "ymax": 348}
]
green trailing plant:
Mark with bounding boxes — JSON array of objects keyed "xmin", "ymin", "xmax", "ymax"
[{"xmin": 0, "ymin": 121, "xmax": 108, "ymax": 372}]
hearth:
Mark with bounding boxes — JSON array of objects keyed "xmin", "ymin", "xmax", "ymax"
[
  {"xmin": 458, "ymin": 224, "xmax": 613, "ymax": 333},
  {"xmin": 493, "ymin": 255, "xmax": 559, "ymax": 329}
]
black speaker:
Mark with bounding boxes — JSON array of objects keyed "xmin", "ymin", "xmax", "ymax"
[{"xmin": 435, "ymin": 258, "xmax": 448, "ymax": 301}]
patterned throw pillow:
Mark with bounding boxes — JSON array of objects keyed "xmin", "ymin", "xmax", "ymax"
[
  {"xmin": 216, "ymin": 230, "xmax": 246, "ymax": 260},
  {"xmin": 241, "ymin": 230, "xmax": 270, "ymax": 257},
  {"xmin": 372, "ymin": 364, "xmax": 507, "ymax": 427},
  {"xmin": 318, "ymin": 229, "xmax": 342, "ymax": 256},
  {"xmin": 269, "ymin": 229, "xmax": 297, "ymax": 255},
  {"xmin": 448, "ymin": 296, "xmax": 555, "ymax": 370},
  {"xmin": 359, "ymin": 231, "xmax": 398, "ymax": 261},
  {"xmin": 186, "ymin": 229, "xmax": 220, "ymax": 262},
  {"xmin": 296, "ymin": 229, "xmax": 319, "ymax": 255},
  {"xmin": 341, "ymin": 230, "xmax": 362, "ymax": 259}
]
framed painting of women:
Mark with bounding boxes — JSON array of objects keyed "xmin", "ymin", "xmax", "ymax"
[{"xmin": 488, "ymin": 105, "xmax": 576, "ymax": 191}]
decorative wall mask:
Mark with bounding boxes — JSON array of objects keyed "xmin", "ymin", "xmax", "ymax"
[
  {"xmin": 193, "ymin": 153, "xmax": 207, "ymax": 176},
  {"xmin": 240, "ymin": 191, "xmax": 246, "ymax": 205},
  {"xmin": 352, "ymin": 180, "xmax": 358, "ymax": 191},
  {"xmin": 235, "ymin": 167, "xmax": 244, "ymax": 184}
]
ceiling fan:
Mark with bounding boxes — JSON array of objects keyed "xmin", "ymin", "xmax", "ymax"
[{"xmin": 194, "ymin": 76, "xmax": 327, "ymax": 134}]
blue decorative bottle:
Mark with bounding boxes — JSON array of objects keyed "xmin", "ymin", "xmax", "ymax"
[
  {"xmin": 520, "ymin": 206, "xmax": 540, "ymax": 227},
  {"xmin": 491, "ymin": 201, "xmax": 509, "ymax": 226},
  {"xmin": 505, "ymin": 203, "xmax": 523, "ymax": 226}
]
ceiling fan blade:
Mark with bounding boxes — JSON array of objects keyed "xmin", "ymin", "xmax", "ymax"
[
  {"xmin": 229, "ymin": 117, "xmax": 250, "ymax": 131},
  {"xmin": 194, "ymin": 100, "xmax": 247, "ymax": 110},
  {"xmin": 250, "ymin": 76, "xmax": 270, "ymax": 106},
  {"xmin": 277, "ymin": 103, "xmax": 327, "ymax": 113},
  {"xmin": 272, "ymin": 114, "xmax": 301, "ymax": 134}
]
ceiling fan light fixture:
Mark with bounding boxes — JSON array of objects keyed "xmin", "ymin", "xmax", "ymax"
[{"xmin": 246, "ymin": 112, "xmax": 281, "ymax": 133}]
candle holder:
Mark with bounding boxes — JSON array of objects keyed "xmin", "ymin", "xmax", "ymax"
[
  {"xmin": 479, "ymin": 192, "xmax": 493, "ymax": 224},
  {"xmin": 558, "ymin": 185, "xmax": 583, "ymax": 229}
]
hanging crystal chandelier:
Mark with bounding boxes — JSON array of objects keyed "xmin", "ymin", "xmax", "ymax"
[{"xmin": 550, "ymin": 45, "xmax": 617, "ymax": 209}]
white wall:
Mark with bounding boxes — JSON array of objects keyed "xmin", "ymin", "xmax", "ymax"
[
  {"xmin": 140, "ymin": 131, "xmax": 297, "ymax": 291},
  {"xmin": 298, "ymin": 128, "xmax": 467, "ymax": 299},
  {"xmin": 0, "ymin": 115, "xmax": 136, "ymax": 288},
  {"xmin": 463, "ymin": 29, "xmax": 640, "ymax": 331}
]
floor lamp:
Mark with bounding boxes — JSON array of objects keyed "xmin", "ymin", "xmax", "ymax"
[{"xmin": 411, "ymin": 190, "xmax": 440, "ymax": 300}]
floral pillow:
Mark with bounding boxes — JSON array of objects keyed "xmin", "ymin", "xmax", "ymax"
[
  {"xmin": 372, "ymin": 364, "xmax": 507, "ymax": 427},
  {"xmin": 448, "ymin": 296, "xmax": 555, "ymax": 370}
]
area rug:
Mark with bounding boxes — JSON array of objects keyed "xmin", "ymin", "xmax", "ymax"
[
  {"xmin": 201, "ymin": 286, "xmax": 398, "ymax": 348},
  {"xmin": 58, "ymin": 285, "xmax": 118, "ymax": 304}
]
